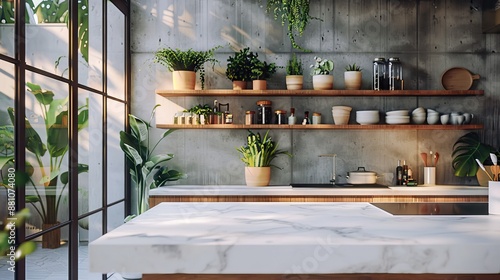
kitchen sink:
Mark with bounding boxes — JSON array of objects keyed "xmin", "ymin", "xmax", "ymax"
[
  {"xmin": 291, "ymin": 183, "xmax": 389, "ymax": 188},
  {"xmin": 371, "ymin": 202, "xmax": 488, "ymax": 215}
]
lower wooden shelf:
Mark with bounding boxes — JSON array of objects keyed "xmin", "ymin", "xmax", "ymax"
[{"xmin": 156, "ymin": 124, "xmax": 483, "ymax": 130}]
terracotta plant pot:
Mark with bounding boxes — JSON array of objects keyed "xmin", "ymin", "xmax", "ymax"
[
  {"xmin": 344, "ymin": 71, "xmax": 362, "ymax": 90},
  {"xmin": 232, "ymin": 80, "xmax": 247, "ymax": 90},
  {"xmin": 252, "ymin": 80, "xmax": 267, "ymax": 90},
  {"xmin": 172, "ymin": 70, "xmax": 196, "ymax": 90},
  {"xmin": 286, "ymin": 75, "xmax": 304, "ymax": 90},
  {"xmin": 245, "ymin": 166, "xmax": 271, "ymax": 186},
  {"xmin": 312, "ymin": 74, "xmax": 334, "ymax": 90}
]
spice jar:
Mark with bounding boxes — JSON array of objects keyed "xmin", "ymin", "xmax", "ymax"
[
  {"xmin": 256, "ymin": 100, "xmax": 272, "ymax": 124},
  {"xmin": 312, "ymin": 112, "xmax": 322, "ymax": 124},
  {"xmin": 245, "ymin": 111, "xmax": 255, "ymax": 125},
  {"xmin": 373, "ymin": 57, "xmax": 388, "ymax": 90},
  {"xmin": 275, "ymin": 110, "xmax": 287, "ymax": 125}
]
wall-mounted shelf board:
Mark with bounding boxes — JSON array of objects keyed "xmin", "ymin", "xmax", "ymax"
[
  {"xmin": 156, "ymin": 124, "xmax": 483, "ymax": 130},
  {"xmin": 156, "ymin": 89, "xmax": 484, "ymax": 97}
]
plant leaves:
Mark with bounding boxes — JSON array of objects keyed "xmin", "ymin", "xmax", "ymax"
[{"xmin": 60, "ymin": 163, "xmax": 89, "ymax": 184}]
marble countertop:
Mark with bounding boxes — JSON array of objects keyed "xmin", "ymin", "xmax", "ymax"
[
  {"xmin": 89, "ymin": 202, "xmax": 500, "ymax": 275},
  {"xmin": 150, "ymin": 184, "xmax": 488, "ymax": 196}
]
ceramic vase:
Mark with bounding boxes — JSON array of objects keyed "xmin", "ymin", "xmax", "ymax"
[
  {"xmin": 172, "ymin": 70, "xmax": 196, "ymax": 90},
  {"xmin": 312, "ymin": 75, "xmax": 334, "ymax": 90},
  {"xmin": 344, "ymin": 71, "xmax": 362, "ymax": 90},
  {"xmin": 285, "ymin": 75, "xmax": 304, "ymax": 90},
  {"xmin": 252, "ymin": 80, "xmax": 267, "ymax": 90},
  {"xmin": 232, "ymin": 80, "xmax": 247, "ymax": 90},
  {"xmin": 245, "ymin": 167, "xmax": 271, "ymax": 186}
]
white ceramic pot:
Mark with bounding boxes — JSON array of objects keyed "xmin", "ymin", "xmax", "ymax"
[
  {"xmin": 346, "ymin": 167, "xmax": 378, "ymax": 184},
  {"xmin": 285, "ymin": 75, "xmax": 304, "ymax": 90},
  {"xmin": 312, "ymin": 75, "xmax": 334, "ymax": 90},
  {"xmin": 344, "ymin": 71, "xmax": 362, "ymax": 90},
  {"xmin": 172, "ymin": 70, "xmax": 196, "ymax": 90},
  {"xmin": 245, "ymin": 166, "xmax": 271, "ymax": 186}
]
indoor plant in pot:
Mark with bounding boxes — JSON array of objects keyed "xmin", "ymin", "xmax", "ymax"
[
  {"xmin": 452, "ymin": 132, "xmax": 498, "ymax": 186},
  {"xmin": 344, "ymin": 63, "xmax": 362, "ymax": 90},
  {"xmin": 285, "ymin": 53, "xmax": 304, "ymax": 90},
  {"xmin": 310, "ymin": 56, "xmax": 334, "ymax": 90},
  {"xmin": 120, "ymin": 104, "xmax": 185, "ymax": 220},
  {"xmin": 154, "ymin": 45, "xmax": 221, "ymax": 90},
  {"xmin": 226, "ymin": 47, "xmax": 256, "ymax": 90},
  {"xmin": 250, "ymin": 54, "xmax": 277, "ymax": 90},
  {"xmin": 236, "ymin": 130, "xmax": 291, "ymax": 186}
]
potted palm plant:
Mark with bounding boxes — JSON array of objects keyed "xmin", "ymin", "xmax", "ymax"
[
  {"xmin": 226, "ymin": 47, "xmax": 256, "ymax": 90},
  {"xmin": 452, "ymin": 132, "xmax": 498, "ymax": 186},
  {"xmin": 236, "ymin": 130, "xmax": 291, "ymax": 186},
  {"xmin": 310, "ymin": 56, "xmax": 334, "ymax": 90},
  {"xmin": 154, "ymin": 45, "xmax": 221, "ymax": 90},
  {"xmin": 344, "ymin": 63, "xmax": 362, "ymax": 90},
  {"xmin": 120, "ymin": 104, "xmax": 185, "ymax": 220},
  {"xmin": 250, "ymin": 55, "xmax": 277, "ymax": 90},
  {"xmin": 285, "ymin": 53, "xmax": 303, "ymax": 90}
]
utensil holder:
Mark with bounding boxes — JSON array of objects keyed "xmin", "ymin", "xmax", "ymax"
[
  {"xmin": 423, "ymin": 167, "xmax": 436, "ymax": 185},
  {"xmin": 489, "ymin": 181, "xmax": 500, "ymax": 214}
]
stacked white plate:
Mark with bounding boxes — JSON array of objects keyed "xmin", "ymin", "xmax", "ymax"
[{"xmin": 385, "ymin": 110, "xmax": 410, "ymax": 124}]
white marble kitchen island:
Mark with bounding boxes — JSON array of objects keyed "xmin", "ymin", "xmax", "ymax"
[{"xmin": 89, "ymin": 202, "xmax": 500, "ymax": 280}]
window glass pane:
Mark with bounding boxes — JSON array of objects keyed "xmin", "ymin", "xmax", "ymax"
[
  {"xmin": 0, "ymin": 0, "xmax": 15, "ymax": 58},
  {"xmin": 106, "ymin": 99, "xmax": 125, "ymax": 204},
  {"xmin": 107, "ymin": 201, "xmax": 125, "ymax": 232},
  {"xmin": 25, "ymin": 225, "xmax": 69, "ymax": 279},
  {"xmin": 78, "ymin": 212, "xmax": 103, "ymax": 280},
  {"xmin": 84, "ymin": 0, "xmax": 103, "ymax": 91},
  {"xmin": 24, "ymin": 73, "xmax": 70, "ymax": 241},
  {"xmin": 79, "ymin": 90, "xmax": 103, "ymax": 215},
  {"xmin": 107, "ymin": 2, "xmax": 125, "ymax": 100}
]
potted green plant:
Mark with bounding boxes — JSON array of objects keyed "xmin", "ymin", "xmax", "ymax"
[
  {"xmin": 344, "ymin": 63, "xmax": 362, "ymax": 90},
  {"xmin": 452, "ymin": 132, "xmax": 498, "ymax": 186},
  {"xmin": 236, "ymin": 130, "xmax": 291, "ymax": 186},
  {"xmin": 154, "ymin": 45, "xmax": 221, "ymax": 90},
  {"xmin": 250, "ymin": 55, "xmax": 277, "ymax": 90},
  {"xmin": 310, "ymin": 56, "xmax": 334, "ymax": 90},
  {"xmin": 185, "ymin": 104, "xmax": 213, "ymax": 124},
  {"xmin": 226, "ymin": 47, "xmax": 256, "ymax": 90},
  {"xmin": 285, "ymin": 53, "xmax": 304, "ymax": 90},
  {"xmin": 5, "ymin": 82, "xmax": 89, "ymax": 249},
  {"xmin": 120, "ymin": 104, "xmax": 185, "ymax": 220}
]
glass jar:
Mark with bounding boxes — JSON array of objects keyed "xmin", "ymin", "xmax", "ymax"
[
  {"xmin": 245, "ymin": 110, "xmax": 255, "ymax": 125},
  {"xmin": 256, "ymin": 100, "xmax": 272, "ymax": 124},
  {"xmin": 373, "ymin": 57, "xmax": 388, "ymax": 90},
  {"xmin": 312, "ymin": 112, "xmax": 322, "ymax": 124},
  {"xmin": 388, "ymin": 57, "xmax": 403, "ymax": 90},
  {"xmin": 275, "ymin": 110, "xmax": 287, "ymax": 125}
]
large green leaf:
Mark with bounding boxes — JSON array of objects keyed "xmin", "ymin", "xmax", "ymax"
[
  {"xmin": 46, "ymin": 97, "xmax": 69, "ymax": 127},
  {"xmin": 129, "ymin": 115, "xmax": 148, "ymax": 143},
  {"xmin": 78, "ymin": 107, "xmax": 89, "ymax": 131},
  {"xmin": 452, "ymin": 132, "xmax": 496, "ymax": 177},
  {"xmin": 47, "ymin": 114, "xmax": 69, "ymax": 158},
  {"xmin": 8, "ymin": 107, "xmax": 47, "ymax": 157},
  {"xmin": 27, "ymin": 82, "xmax": 54, "ymax": 106},
  {"xmin": 60, "ymin": 163, "xmax": 89, "ymax": 184},
  {"xmin": 123, "ymin": 143, "xmax": 143, "ymax": 166}
]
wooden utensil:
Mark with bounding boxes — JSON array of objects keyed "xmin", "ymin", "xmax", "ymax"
[
  {"xmin": 420, "ymin": 152, "xmax": 428, "ymax": 167},
  {"xmin": 434, "ymin": 152, "xmax": 439, "ymax": 167},
  {"xmin": 441, "ymin": 67, "xmax": 480, "ymax": 90}
]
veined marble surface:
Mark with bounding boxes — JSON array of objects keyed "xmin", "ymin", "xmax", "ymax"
[
  {"xmin": 90, "ymin": 202, "xmax": 500, "ymax": 275},
  {"xmin": 149, "ymin": 184, "xmax": 488, "ymax": 196}
]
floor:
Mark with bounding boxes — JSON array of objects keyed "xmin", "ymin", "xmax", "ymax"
[{"xmin": 0, "ymin": 242, "xmax": 125, "ymax": 280}]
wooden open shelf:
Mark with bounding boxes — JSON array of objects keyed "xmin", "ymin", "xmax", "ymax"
[
  {"xmin": 156, "ymin": 124, "xmax": 483, "ymax": 130},
  {"xmin": 156, "ymin": 89, "xmax": 484, "ymax": 97}
]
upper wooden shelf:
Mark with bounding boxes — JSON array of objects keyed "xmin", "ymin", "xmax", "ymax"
[
  {"xmin": 156, "ymin": 124, "xmax": 483, "ymax": 130},
  {"xmin": 156, "ymin": 89, "xmax": 484, "ymax": 97}
]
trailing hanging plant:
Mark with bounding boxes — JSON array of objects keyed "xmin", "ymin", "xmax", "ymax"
[{"xmin": 264, "ymin": 0, "xmax": 320, "ymax": 52}]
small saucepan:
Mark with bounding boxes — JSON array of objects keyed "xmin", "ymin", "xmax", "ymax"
[{"xmin": 346, "ymin": 167, "xmax": 379, "ymax": 184}]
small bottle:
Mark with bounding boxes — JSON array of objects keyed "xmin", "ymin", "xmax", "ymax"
[
  {"xmin": 275, "ymin": 110, "xmax": 287, "ymax": 125},
  {"xmin": 225, "ymin": 111, "xmax": 233, "ymax": 124},
  {"xmin": 402, "ymin": 160, "xmax": 409, "ymax": 185},
  {"xmin": 302, "ymin": 111, "xmax": 311, "ymax": 125},
  {"xmin": 396, "ymin": 160, "xmax": 403, "ymax": 185},
  {"xmin": 245, "ymin": 111, "xmax": 255, "ymax": 125},
  {"xmin": 211, "ymin": 100, "xmax": 219, "ymax": 124},
  {"xmin": 288, "ymin": 108, "xmax": 297, "ymax": 125}
]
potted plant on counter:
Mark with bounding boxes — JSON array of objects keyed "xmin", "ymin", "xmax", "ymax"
[
  {"xmin": 250, "ymin": 55, "xmax": 277, "ymax": 90},
  {"xmin": 154, "ymin": 45, "xmax": 221, "ymax": 90},
  {"xmin": 452, "ymin": 132, "xmax": 498, "ymax": 186},
  {"xmin": 120, "ymin": 105, "xmax": 185, "ymax": 220},
  {"xmin": 344, "ymin": 63, "xmax": 362, "ymax": 90},
  {"xmin": 236, "ymin": 130, "xmax": 291, "ymax": 186},
  {"xmin": 226, "ymin": 47, "xmax": 256, "ymax": 90},
  {"xmin": 310, "ymin": 56, "xmax": 334, "ymax": 90},
  {"xmin": 285, "ymin": 53, "xmax": 303, "ymax": 90}
]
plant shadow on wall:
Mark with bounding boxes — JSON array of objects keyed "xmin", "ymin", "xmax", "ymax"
[
  {"xmin": 120, "ymin": 105, "xmax": 185, "ymax": 221},
  {"xmin": 0, "ymin": 82, "xmax": 89, "ymax": 249}
]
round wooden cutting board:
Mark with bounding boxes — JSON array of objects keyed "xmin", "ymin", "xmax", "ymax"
[{"xmin": 441, "ymin": 67, "xmax": 480, "ymax": 90}]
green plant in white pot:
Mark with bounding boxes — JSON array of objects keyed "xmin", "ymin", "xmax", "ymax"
[
  {"xmin": 120, "ymin": 105, "xmax": 185, "ymax": 220},
  {"xmin": 236, "ymin": 130, "xmax": 291, "ymax": 186},
  {"xmin": 285, "ymin": 53, "xmax": 304, "ymax": 90},
  {"xmin": 310, "ymin": 56, "xmax": 334, "ymax": 90},
  {"xmin": 344, "ymin": 63, "xmax": 362, "ymax": 90}
]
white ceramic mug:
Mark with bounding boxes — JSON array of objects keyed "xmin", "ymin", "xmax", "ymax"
[
  {"xmin": 463, "ymin": 113, "xmax": 474, "ymax": 124},
  {"xmin": 456, "ymin": 115, "xmax": 465, "ymax": 125},
  {"xmin": 440, "ymin": 114, "xmax": 449, "ymax": 125}
]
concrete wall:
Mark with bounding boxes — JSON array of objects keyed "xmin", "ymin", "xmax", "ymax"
[{"xmin": 130, "ymin": 0, "xmax": 500, "ymax": 186}]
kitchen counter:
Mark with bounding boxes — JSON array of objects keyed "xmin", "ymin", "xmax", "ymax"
[
  {"xmin": 90, "ymin": 202, "xmax": 500, "ymax": 279},
  {"xmin": 149, "ymin": 185, "xmax": 488, "ymax": 206}
]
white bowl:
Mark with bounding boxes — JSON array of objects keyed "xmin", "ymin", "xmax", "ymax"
[
  {"xmin": 356, "ymin": 110, "xmax": 379, "ymax": 125},
  {"xmin": 386, "ymin": 117, "xmax": 410, "ymax": 124},
  {"xmin": 427, "ymin": 115, "xmax": 440, "ymax": 125},
  {"xmin": 412, "ymin": 116, "xmax": 426, "ymax": 124},
  {"xmin": 386, "ymin": 110, "xmax": 409, "ymax": 116},
  {"xmin": 332, "ymin": 109, "xmax": 351, "ymax": 115},
  {"xmin": 332, "ymin": 106, "xmax": 352, "ymax": 111},
  {"xmin": 412, "ymin": 112, "xmax": 426, "ymax": 117},
  {"xmin": 332, "ymin": 113, "xmax": 350, "ymax": 125},
  {"xmin": 412, "ymin": 107, "xmax": 425, "ymax": 114}
]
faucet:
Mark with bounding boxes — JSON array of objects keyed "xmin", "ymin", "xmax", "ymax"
[{"xmin": 319, "ymin": 154, "xmax": 337, "ymax": 185}]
